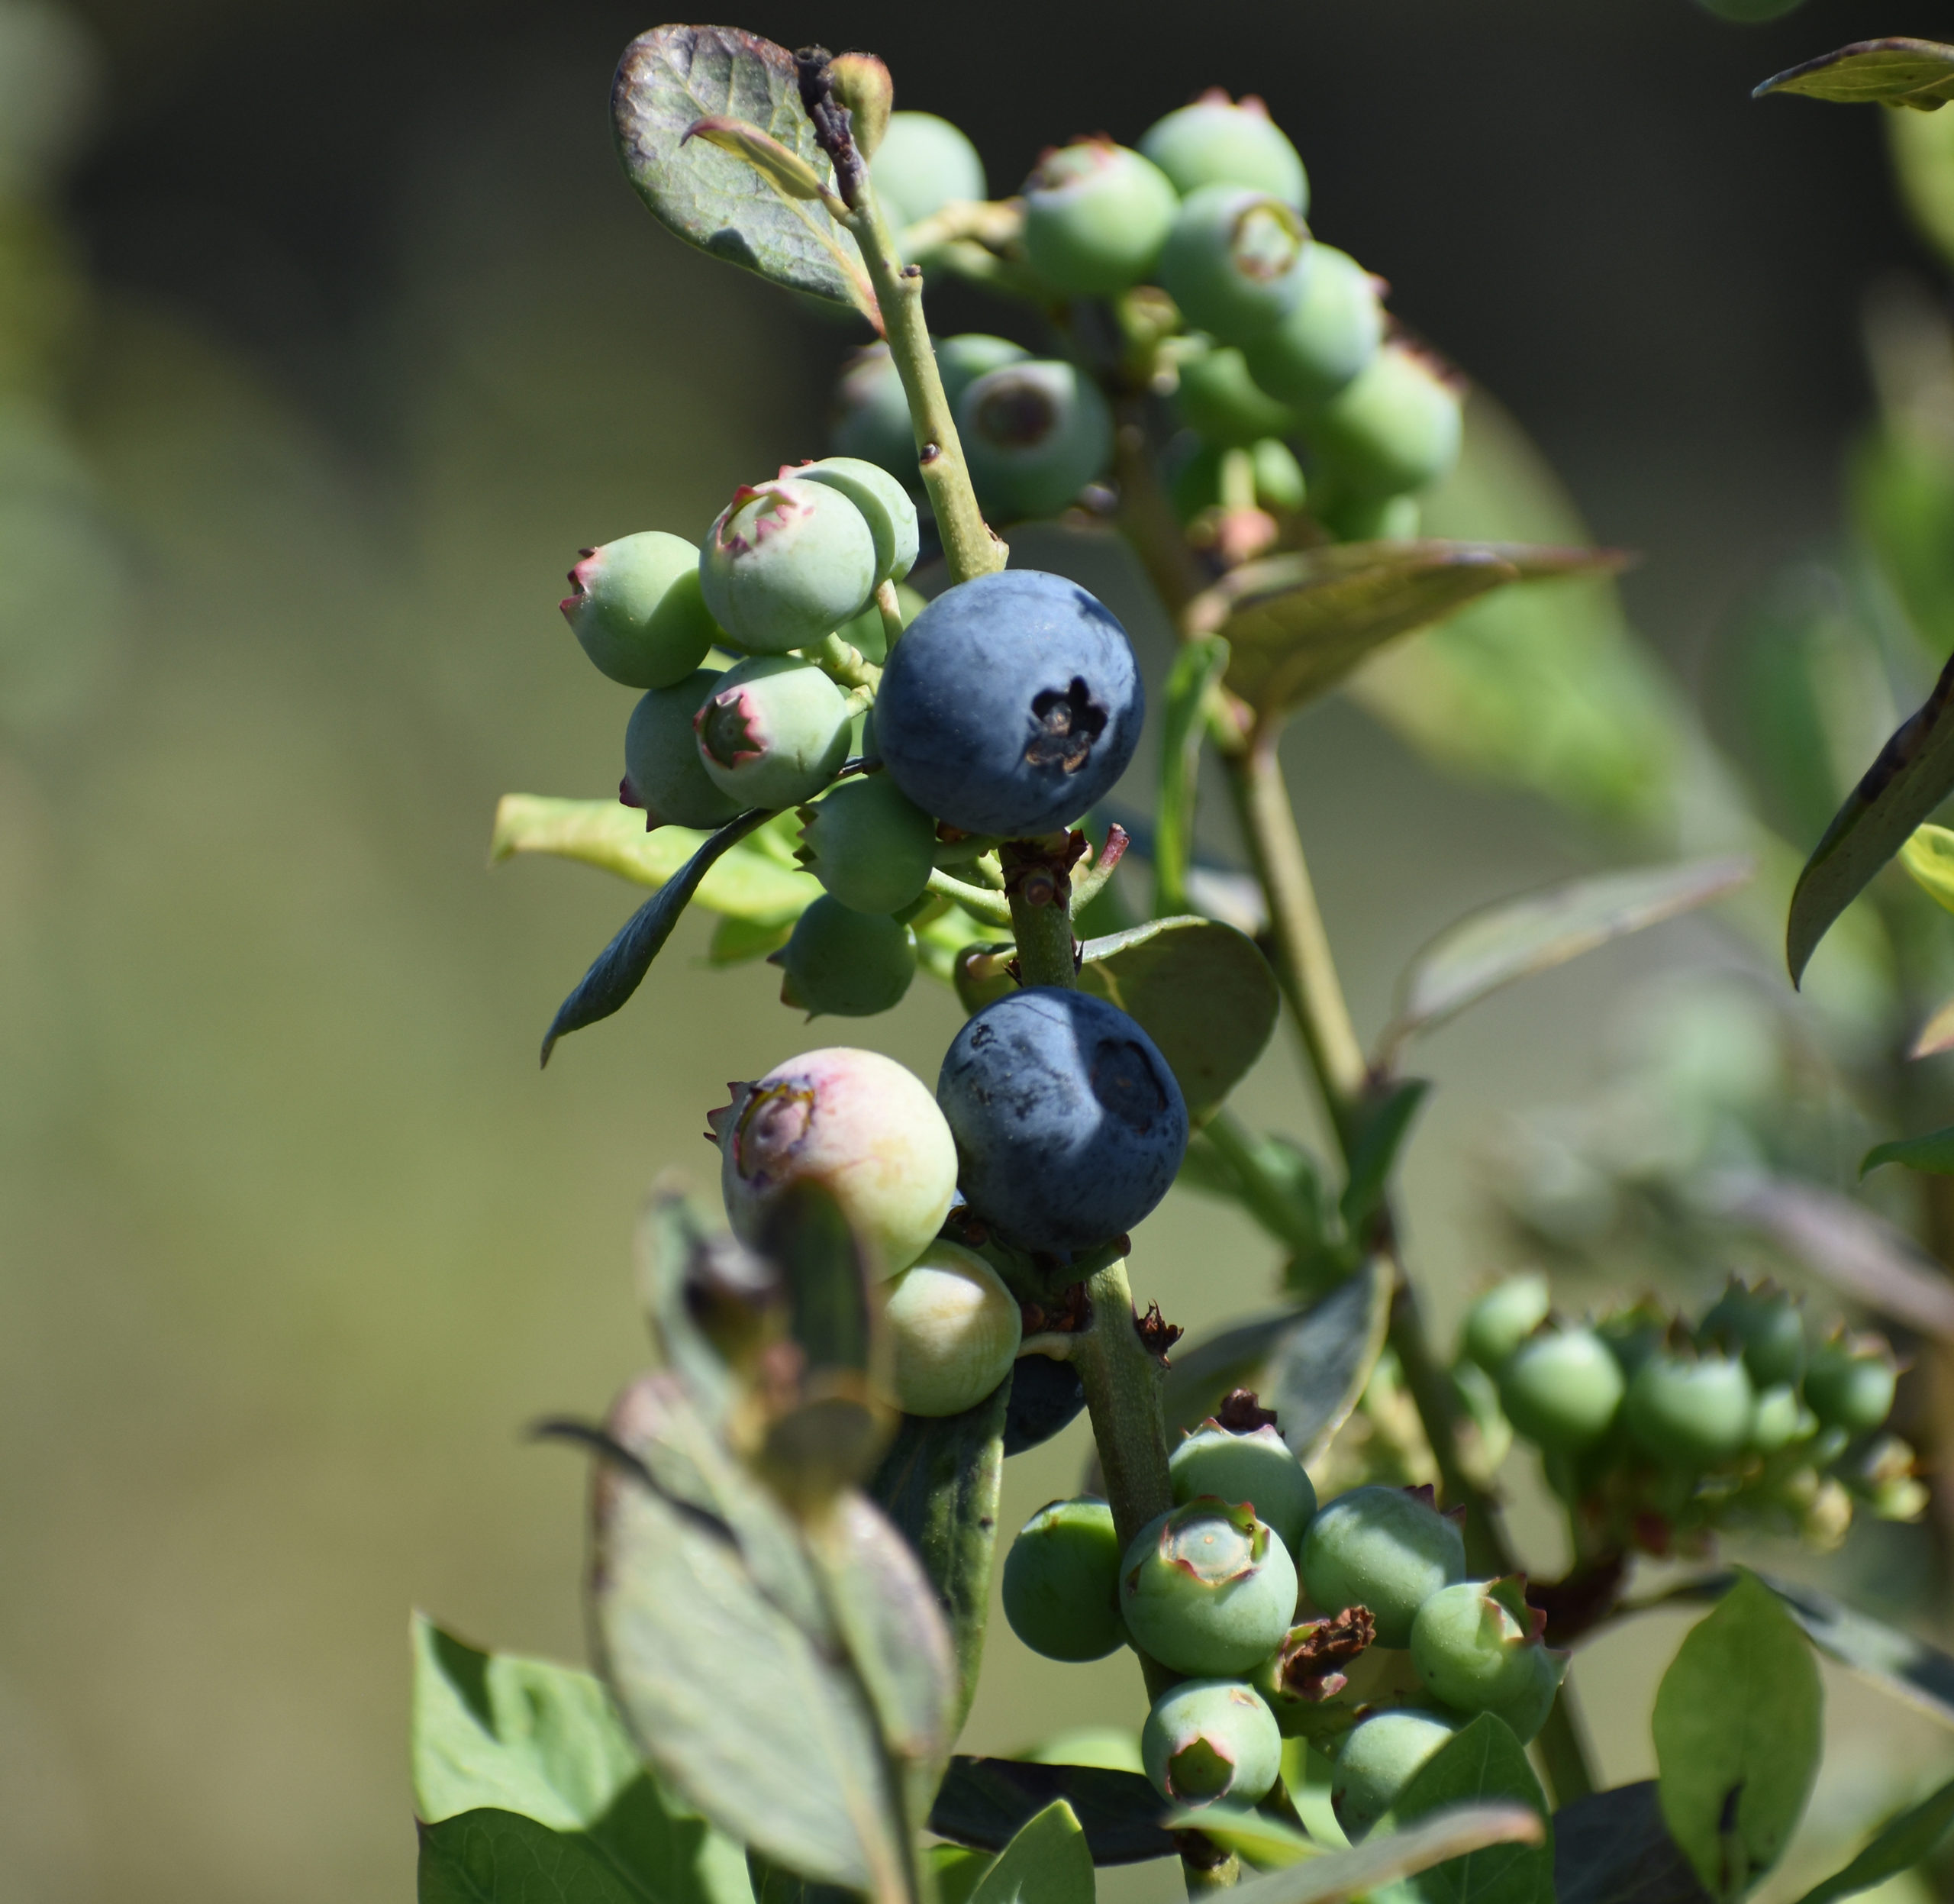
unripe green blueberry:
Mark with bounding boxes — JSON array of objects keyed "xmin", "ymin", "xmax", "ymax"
[
  {"xmin": 1240, "ymin": 247, "xmax": 1383, "ymax": 410},
  {"xmin": 1252, "ymin": 437, "xmax": 1306, "ymax": 511},
  {"xmin": 1175, "ymin": 345, "xmax": 1298, "ymax": 448},
  {"xmin": 1141, "ymin": 1680, "xmax": 1283, "ymax": 1807},
  {"xmin": 939, "ymin": 334, "xmax": 1030, "ymax": 411},
  {"xmin": 871, "ymin": 111, "xmax": 986, "ymax": 231},
  {"xmin": 1498, "ymin": 1326, "xmax": 1625, "ymax": 1453},
  {"xmin": 1332, "ymin": 1711, "xmax": 1459, "ymax": 1841},
  {"xmin": 883, "ymin": 1240, "xmax": 1021, "ymax": 1417},
  {"xmin": 1749, "ymin": 1383, "xmax": 1807, "ymax": 1454},
  {"xmin": 1305, "ymin": 344, "xmax": 1462, "ymax": 499},
  {"xmin": 561, "ymin": 531, "xmax": 719, "ymax": 689},
  {"xmin": 1314, "ymin": 490, "xmax": 1420, "ymax": 544},
  {"xmin": 711, "ymin": 1047, "xmax": 958, "ymax": 1275},
  {"xmin": 1298, "ymin": 1485, "xmax": 1466, "ymax": 1648},
  {"xmin": 1623, "ymin": 1347, "xmax": 1754, "ymax": 1468},
  {"xmin": 1021, "ymin": 139, "xmax": 1179, "ymax": 297},
  {"xmin": 832, "ymin": 344, "xmax": 916, "ymax": 484},
  {"xmin": 769, "ymin": 897, "xmax": 915, "ymax": 1018},
  {"xmin": 1596, "ymin": 1302, "xmax": 1669, "ymax": 1381},
  {"xmin": 621, "ymin": 670, "xmax": 745, "ymax": 830},
  {"xmin": 1157, "ymin": 185, "xmax": 1310, "ymax": 347},
  {"xmin": 699, "ymin": 478, "xmax": 879, "ymax": 653},
  {"xmin": 1408, "ymin": 1577, "xmax": 1545, "ymax": 1715},
  {"xmin": 1804, "ymin": 1334, "xmax": 1900, "ymax": 1434},
  {"xmin": 1700, "ymin": 1280, "xmax": 1806, "ymax": 1389},
  {"xmin": 695, "ymin": 656, "xmax": 852, "ymax": 809},
  {"xmin": 1459, "ymin": 1275, "xmax": 1552, "ymax": 1375},
  {"xmin": 1140, "ymin": 91, "xmax": 1308, "ymax": 211},
  {"xmin": 958, "ymin": 360, "xmax": 1114, "ymax": 521},
  {"xmin": 1002, "ymin": 1496, "xmax": 1124, "ymax": 1662},
  {"xmin": 795, "ymin": 773, "xmax": 937, "ymax": 915},
  {"xmin": 1169, "ymin": 1421, "xmax": 1317, "ymax": 1555},
  {"xmin": 1486, "ymin": 1641, "xmax": 1568, "ymax": 1747},
  {"xmin": 1120, "ymin": 1499, "xmax": 1299, "ymax": 1677},
  {"xmin": 790, "ymin": 457, "xmax": 918, "ymax": 588}
]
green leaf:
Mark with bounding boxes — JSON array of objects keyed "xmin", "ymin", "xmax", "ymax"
[
  {"xmin": 1388, "ymin": 1715, "xmax": 1552, "ymax": 1904},
  {"xmin": 1901, "ymin": 823, "xmax": 1954, "ymax": 912},
  {"xmin": 708, "ymin": 914, "xmax": 794, "ymax": 965},
  {"xmin": 611, "ymin": 27, "xmax": 871, "ymax": 309},
  {"xmin": 1264, "ymin": 1261, "xmax": 1394, "ymax": 1465},
  {"xmin": 1079, "ymin": 917, "xmax": 1280, "ymax": 1124},
  {"xmin": 1339, "ymin": 1079, "xmax": 1430, "ymax": 1230},
  {"xmin": 1154, "ymin": 635, "xmax": 1230, "ymax": 916},
  {"xmin": 1653, "ymin": 1573, "xmax": 1823, "ymax": 1902},
  {"xmin": 1164, "ymin": 1308, "xmax": 1304, "ymax": 1438},
  {"xmin": 540, "ymin": 808, "xmax": 774, "ymax": 1065},
  {"xmin": 1375, "ymin": 859, "xmax": 1755, "ymax": 1065},
  {"xmin": 1862, "ymin": 1125, "xmax": 1954, "ymax": 1176},
  {"xmin": 1159, "ymin": 1802, "xmax": 1319, "ymax": 1870},
  {"xmin": 1756, "ymin": 40, "xmax": 1954, "ymax": 110},
  {"xmin": 1792, "ymin": 1772, "xmax": 1954, "ymax": 1904},
  {"xmin": 928, "ymin": 1759, "xmax": 1175, "ymax": 1866},
  {"xmin": 869, "ymin": 1380, "xmax": 1010, "ymax": 1735},
  {"xmin": 930, "ymin": 1845, "xmax": 996, "ymax": 1904},
  {"xmin": 492, "ymin": 796, "xmax": 814, "ymax": 922},
  {"xmin": 1552, "ymin": 1784, "xmax": 1709, "ymax": 1904},
  {"xmin": 418, "ymin": 1809, "xmax": 653, "ymax": 1904},
  {"xmin": 1786, "ymin": 647, "xmax": 1954, "ymax": 984},
  {"xmin": 969, "ymin": 1801, "xmax": 1095, "ymax": 1904},
  {"xmin": 1227, "ymin": 1806, "xmax": 1546, "ymax": 1904},
  {"xmin": 1185, "ymin": 540, "xmax": 1621, "ymax": 723}
]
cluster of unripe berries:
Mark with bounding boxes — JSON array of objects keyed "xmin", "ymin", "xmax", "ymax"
[
  {"xmin": 1458, "ymin": 1273, "xmax": 1919, "ymax": 1545},
  {"xmin": 837, "ymin": 94, "xmax": 1461, "ymax": 543},
  {"xmin": 1001, "ymin": 1415, "xmax": 1565, "ymax": 1839}
]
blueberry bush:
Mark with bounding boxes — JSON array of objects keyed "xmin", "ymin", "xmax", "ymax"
[{"xmin": 418, "ymin": 24, "xmax": 1954, "ymax": 1904}]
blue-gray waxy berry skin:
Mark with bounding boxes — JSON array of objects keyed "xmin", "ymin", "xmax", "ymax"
[
  {"xmin": 937, "ymin": 989, "xmax": 1188, "ymax": 1254},
  {"xmin": 875, "ymin": 570, "xmax": 1143, "ymax": 838}
]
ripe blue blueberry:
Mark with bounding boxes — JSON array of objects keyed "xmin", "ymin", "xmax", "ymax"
[
  {"xmin": 795, "ymin": 773, "xmax": 938, "ymax": 915},
  {"xmin": 937, "ymin": 988, "xmax": 1188, "ymax": 1255},
  {"xmin": 695, "ymin": 656, "xmax": 852, "ymax": 810},
  {"xmin": 698, "ymin": 477, "xmax": 880, "ymax": 653},
  {"xmin": 1497, "ymin": 1325, "xmax": 1625, "ymax": 1454},
  {"xmin": 790, "ymin": 457, "xmax": 919, "ymax": 589},
  {"xmin": 1331, "ymin": 1711, "xmax": 1459, "ymax": 1841},
  {"xmin": 875, "ymin": 570, "xmax": 1143, "ymax": 838},
  {"xmin": 1175, "ymin": 345, "xmax": 1299, "ymax": 448},
  {"xmin": 938, "ymin": 334, "xmax": 1030, "ymax": 412},
  {"xmin": 1140, "ymin": 90, "xmax": 1308, "ymax": 211},
  {"xmin": 1021, "ymin": 139, "xmax": 1179, "ymax": 297},
  {"xmin": 871, "ymin": 111, "xmax": 986, "ymax": 231},
  {"xmin": 1141, "ymin": 1680, "xmax": 1283, "ymax": 1807},
  {"xmin": 562, "ymin": 531, "xmax": 720, "ymax": 689},
  {"xmin": 1298, "ymin": 1484, "xmax": 1466, "ymax": 1648},
  {"xmin": 1459, "ymin": 1274, "xmax": 1551, "ymax": 1376},
  {"xmin": 769, "ymin": 897, "xmax": 916, "ymax": 1018},
  {"xmin": 1623, "ymin": 1347, "xmax": 1755, "ymax": 1468},
  {"xmin": 1002, "ymin": 1496, "xmax": 1125, "ymax": 1662},
  {"xmin": 1157, "ymin": 185, "xmax": 1311, "ymax": 347},
  {"xmin": 1120, "ymin": 1498, "xmax": 1299, "ymax": 1677},
  {"xmin": 883, "ymin": 1240, "xmax": 1021, "ymax": 1417},
  {"xmin": 1169, "ymin": 1419, "xmax": 1317, "ymax": 1556},
  {"xmin": 957, "ymin": 360, "xmax": 1114, "ymax": 522},
  {"xmin": 621, "ymin": 670, "xmax": 745, "ymax": 831},
  {"xmin": 1304, "ymin": 343, "xmax": 1462, "ymax": 499},
  {"xmin": 1240, "ymin": 246, "xmax": 1383, "ymax": 410}
]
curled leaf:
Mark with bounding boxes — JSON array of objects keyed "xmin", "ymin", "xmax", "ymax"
[{"xmin": 1756, "ymin": 40, "xmax": 1954, "ymax": 111}]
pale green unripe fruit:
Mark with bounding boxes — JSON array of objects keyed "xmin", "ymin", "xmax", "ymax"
[
  {"xmin": 1140, "ymin": 91, "xmax": 1308, "ymax": 211},
  {"xmin": 883, "ymin": 1241, "xmax": 1021, "ymax": 1417},
  {"xmin": 1487, "ymin": 1641, "xmax": 1568, "ymax": 1746},
  {"xmin": 795, "ymin": 773, "xmax": 937, "ymax": 915},
  {"xmin": 791, "ymin": 457, "xmax": 919, "ymax": 588},
  {"xmin": 1409, "ymin": 1578, "xmax": 1546, "ymax": 1715},
  {"xmin": 1498, "ymin": 1326, "xmax": 1625, "ymax": 1453},
  {"xmin": 1701, "ymin": 1280, "xmax": 1806, "ymax": 1388},
  {"xmin": 1306, "ymin": 344, "xmax": 1462, "ymax": 499},
  {"xmin": 833, "ymin": 344, "xmax": 915, "ymax": 483},
  {"xmin": 1460, "ymin": 1274, "xmax": 1552, "ymax": 1375},
  {"xmin": 1804, "ymin": 1335, "xmax": 1899, "ymax": 1434},
  {"xmin": 695, "ymin": 656, "xmax": 852, "ymax": 810},
  {"xmin": 872, "ymin": 111, "xmax": 985, "ymax": 230},
  {"xmin": 1003, "ymin": 1497, "xmax": 1125, "ymax": 1662},
  {"xmin": 1749, "ymin": 1383, "xmax": 1807, "ymax": 1453},
  {"xmin": 1120, "ymin": 1499, "xmax": 1299, "ymax": 1677},
  {"xmin": 1240, "ymin": 246, "xmax": 1382, "ymax": 409},
  {"xmin": 699, "ymin": 477, "xmax": 879, "ymax": 653},
  {"xmin": 958, "ymin": 360, "xmax": 1114, "ymax": 521},
  {"xmin": 621, "ymin": 670, "xmax": 745, "ymax": 831},
  {"xmin": 1141, "ymin": 1680, "xmax": 1283, "ymax": 1807},
  {"xmin": 714, "ymin": 1047, "xmax": 957, "ymax": 1276},
  {"xmin": 1332, "ymin": 1711, "xmax": 1459, "ymax": 1841},
  {"xmin": 1169, "ymin": 1421, "xmax": 1317, "ymax": 1554},
  {"xmin": 770, "ymin": 898, "xmax": 915, "ymax": 1018},
  {"xmin": 1624, "ymin": 1348, "xmax": 1755, "ymax": 1468},
  {"xmin": 1021, "ymin": 139, "xmax": 1179, "ymax": 296},
  {"xmin": 562, "ymin": 531, "xmax": 720, "ymax": 689},
  {"xmin": 1299, "ymin": 1485, "xmax": 1466, "ymax": 1647},
  {"xmin": 1176, "ymin": 345, "xmax": 1298, "ymax": 448},
  {"xmin": 1157, "ymin": 185, "xmax": 1311, "ymax": 347},
  {"xmin": 938, "ymin": 334, "xmax": 1030, "ymax": 411}
]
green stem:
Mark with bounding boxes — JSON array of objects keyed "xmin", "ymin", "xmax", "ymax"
[{"xmin": 1003, "ymin": 850, "xmax": 1078, "ymax": 989}]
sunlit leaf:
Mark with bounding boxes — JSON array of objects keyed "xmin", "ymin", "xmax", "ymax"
[
  {"xmin": 1388, "ymin": 1715, "xmax": 1551, "ymax": 1904},
  {"xmin": 1227, "ymin": 1806, "xmax": 1546, "ymax": 1904},
  {"xmin": 929, "ymin": 1759, "xmax": 1173, "ymax": 1866},
  {"xmin": 1376, "ymin": 859, "xmax": 1754, "ymax": 1065},
  {"xmin": 1160, "ymin": 1802, "xmax": 1318, "ymax": 1870},
  {"xmin": 968, "ymin": 1801, "xmax": 1095, "ymax": 1904},
  {"xmin": 1553, "ymin": 1783, "xmax": 1708, "ymax": 1904},
  {"xmin": 1901, "ymin": 822, "xmax": 1954, "ymax": 912},
  {"xmin": 611, "ymin": 27, "xmax": 871, "ymax": 310},
  {"xmin": 1792, "ymin": 1772, "xmax": 1954, "ymax": 1904},
  {"xmin": 418, "ymin": 1808, "xmax": 655, "ymax": 1904},
  {"xmin": 1756, "ymin": 40, "xmax": 1954, "ymax": 111}
]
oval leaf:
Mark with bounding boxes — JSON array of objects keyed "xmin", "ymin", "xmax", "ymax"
[
  {"xmin": 1185, "ymin": 541, "xmax": 1623, "ymax": 722},
  {"xmin": 1079, "ymin": 917, "xmax": 1280, "ymax": 1123},
  {"xmin": 418, "ymin": 1808, "xmax": 656, "ymax": 1904},
  {"xmin": 1378, "ymin": 858, "xmax": 1754, "ymax": 1063},
  {"xmin": 1553, "ymin": 1783, "xmax": 1710, "ymax": 1904},
  {"xmin": 1264, "ymin": 1262, "xmax": 1394, "ymax": 1466},
  {"xmin": 1756, "ymin": 40, "xmax": 1954, "ymax": 110},
  {"xmin": 611, "ymin": 27, "xmax": 870, "ymax": 309},
  {"xmin": 969, "ymin": 1801, "xmax": 1095, "ymax": 1904},
  {"xmin": 1160, "ymin": 1802, "xmax": 1319, "ymax": 1871},
  {"xmin": 1388, "ymin": 1715, "xmax": 1552, "ymax": 1904}
]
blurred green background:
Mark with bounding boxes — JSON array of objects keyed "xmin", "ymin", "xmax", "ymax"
[{"xmin": 6, "ymin": 0, "xmax": 1954, "ymax": 1898}]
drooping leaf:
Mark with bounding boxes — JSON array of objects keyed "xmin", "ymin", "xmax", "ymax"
[
  {"xmin": 611, "ymin": 27, "xmax": 871, "ymax": 309},
  {"xmin": 1154, "ymin": 635, "xmax": 1230, "ymax": 916},
  {"xmin": 1263, "ymin": 1262, "xmax": 1394, "ymax": 1466},
  {"xmin": 1375, "ymin": 860, "xmax": 1755, "ymax": 1065},
  {"xmin": 1786, "ymin": 645, "xmax": 1954, "ymax": 984},
  {"xmin": 1079, "ymin": 917, "xmax": 1280, "ymax": 1124},
  {"xmin": 492, "ymin": 796, "xmax": 814, "ymax": 922},
  {"xmin": 1792, "ymin": 1773, "xmax": 1954, "ymax": 1904},
  {"xmin": 1552, "ymin": 1784, "xmax": 1710, "ymax": 1904},
  {"xmin": 1653, "ymin": 1573, "xmax": 1823, "ymax": 1902},
  {"xmin": 418, "ymin": 1808, "xmax": 656, "ymax": 1904},
  {"xmin": 1184, "ymin": 540, "xmax": 1622, "ymax": 723},
  {"xmin": 1179, "ymin": 1115, "xmax": 1340, "ymax": 1270},
  {"xmin": 1756, "ymin": 40, "xmax": 1954, "ymax": 111},
  {"xmin": 1227, "ymin": 1806, "xmax": 1546, "ymax": 1904},
  {"xmin": 1863, "ymin": 1125, "xmax": 1954, "ymax": 1177},
  {"xmin": 870, "ymin": 1380, "xmax": 1010, "ymax": 1731},
  {"xmin": 540, "ymin": 808, "xmax": 773, "ymax": 1065},
  {"xmin": 1160, "ymin": 1802, "xmax": 1318, "ymax": 1870},
  {"xmin": 968, "ymin": 1800, "xmax": 1095, "ymax": 1904},
  {"xmin": 1388, "ymin": 1714, "xmax": 1552, "ymax": 1904},
  {"xmin": 1164, "ymin": 1308, "xmax": 1304, "ymax": 1438},
  {"xmin": 928, "ymin": 1759, "xmax": 1174, "ymax": 1866},
  {"xmin": 1338, "ymin": 1079, "xmax": 1431, "ymax": 1231}
]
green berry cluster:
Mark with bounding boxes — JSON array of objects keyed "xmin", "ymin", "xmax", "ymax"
[{"xmin": 1457, "ymin": 1273, "xmax": 1920, "ymax": 1554}]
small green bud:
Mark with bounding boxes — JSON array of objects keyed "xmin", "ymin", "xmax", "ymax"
[{"xmin": 827, "ymin": 53, "xmax": 892, "ymax": 161}]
